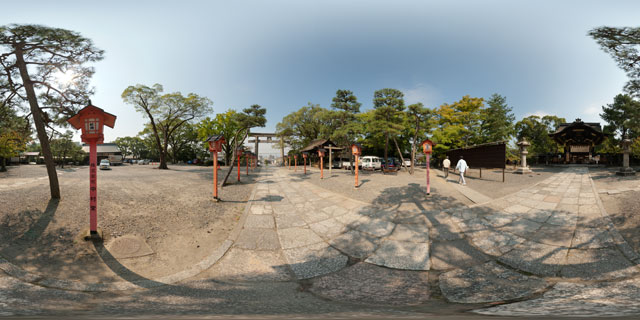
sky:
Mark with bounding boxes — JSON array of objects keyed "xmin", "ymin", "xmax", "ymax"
[{"xmin": 2, "ymin": 0, "xmax": 638, "ymax": 157}]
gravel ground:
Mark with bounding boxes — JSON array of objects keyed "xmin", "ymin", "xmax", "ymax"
[
  {"xmin": 295, "ymin": 166, "xmax": 473, "ymax": 211},
  {"xmin": 0, "ymin": 164, "xmax": 255, "ymax": 283},
  {"xmin": 591, "ymin": 167, "xmax": 640, "ymax": 253}
]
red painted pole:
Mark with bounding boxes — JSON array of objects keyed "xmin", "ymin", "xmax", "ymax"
[
  {"xmin": 304, "ymin": 158, "xmax": 307, "ymax": 174},
  {"xmin": 355, "ymin": 155, "xmax": 359, "ymax": 188},
  {"xmin": 295, "ymin": 157, "xmax": 297, "ymax": 172},
  {"xmin": 320, "ymin": 156, "xmax": 324, "ymax": 179},
  {"xmin": 213, "ymin": 152, "xmax": 218, "ymax": 200},
  {"xmin": 426, "ymin": 153, "xmax": 431, "ymax": 195},
  {"xmin": 246, "ymin": 156, "xmax": 249, "ymax": 175},
  {"xmin": 237, "ymin": 153, "xmax": 240, "ymax": 182},
  {"xmin": 89, "ymin": 141, "xmax": 98, "ymax": 233}
]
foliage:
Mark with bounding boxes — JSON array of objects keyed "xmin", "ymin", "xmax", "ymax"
[
  {"xmin": 600, "ymin": 94, "xmax": 640, "ymax": 140},
  {"xmin": 121, "ymin": 83, "xmax": 213, "ymax": 169},
  {"xmin": 481, "ymin": 93, "xmax": 515, "ymax": 143},
  {"xmin": 631, "ymin": 138, "xmax": 640, "ymax": 159},
  {"xmin": 515, "ymin": 115, "xmax": 566, "ymax": 155},
  {"xmin": 405, "ymin": 102, "xmax": 434, "ymax": 173},
  {"xmin": 167, "ymin": 122, "xmax": 199, "ymax": 163},
  {"xmin": 430, "ymin": 95, "xmax": 485, "ymax": 154},
  {"xmin": 196, "ymin": 110, "xmax": 241, "ymax": 165},
  {"xmin": 589, "ymin": 26, "xmax": 640, "ymax": 97},
  {"xmin": 50, "ymin": 130, "xmax": 83, "ymax": 167},
  {"xmin": 276, "ymin": 103, "xmax": 335, "ymax": 151},
  {"xmin": 0, "ymin": 24, "xmax": 104, "ymax": 198},
  {"xmin": 329, "ymin": 89, "xmax": 362, "ymax": 146},
  {"xmin": 372, "ymin": 88, "xmax": 405, "ymax": 168},
  {"xmin": 0, "ymin": 103, "xmax": 29, "ymax": 171}
]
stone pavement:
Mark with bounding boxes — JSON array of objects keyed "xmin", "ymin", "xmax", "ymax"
[{"xmin": 3, "ymin": 165, "xmax": 640, "ymax": 317}]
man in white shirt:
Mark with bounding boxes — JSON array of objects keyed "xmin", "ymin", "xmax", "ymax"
[
  {"xmin": 442, "ymin": 156, "xmax": 451, "ymax": 178},
  {"xmin": 455, "ymin": 156, "xmax": 468, "ymax": 186}
]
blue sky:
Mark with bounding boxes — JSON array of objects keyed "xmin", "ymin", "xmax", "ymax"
[{"xmin": 2, "ymin": 0, "xmax": 638, "ymax": 155}]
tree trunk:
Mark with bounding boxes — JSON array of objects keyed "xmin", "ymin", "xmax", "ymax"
[
  {"xmin": 0, "ymin": 157, "xmax": 6, "ymax": 172},
  {"xmin": 158, "ymin": 133, "xmax": 169, "ymax": 169},
  {"xmin": 222, "ymin": 130, "xmax": 247, "ymax": 187},
  {"xmin": 383, "ymin": 133, "xmax": 389, "ymax": 174},
  {"xmin": 15, "ymin": 47, "xmax": 60, "ymax": 199},
  {"xmin": 392, "ymin": 137, "xmax": 408, "ymax": 172}
]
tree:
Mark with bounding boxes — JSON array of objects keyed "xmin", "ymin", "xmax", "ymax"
[
  {"xmin": 0, "ymin": 102, "xmax": 29, "ymax": 171},
  {"xmin": 0, "ymin": 24, "xmax": 103, "ymax": 198},
  {"xmin": 220, "ymin": 104, "xmax": 267, "ymax": 186},
  {"xmin": 481, "ymin": 93, "xmax": 515, "ymax": 143},
  {"xmin": 372, "ymin": 89, "xmax": 405, "ymax": 172},
  {"xmin": 515, "ymin": 115, "xmax": 565, "ymax": 156},
  {"xmin": 50, "ymin": 130, "xmax": 83, "ymax": 168},
  {"xmin": 600, "ymin": 94, "xmax": 640, "ymax": 139},
  {"xmin": 330, "ymin": 89, "xmax": 362, "ymax": 174},
  {"xmin": 167, "ymin": 122, "xmax": 198, "ymax": 163},
  {"xmin": 430, "ymin": 95, "xmax": 485, "ymax": 155},
  {"xmin": 589, "ymin": 26, "xmax": 640, "ymax": 97},
  {"xmin": 276, "ymin": 103, "xmax": 334, "ymax": 151},
  {"xmin": 406, "ymin": 103, "xmax": 433, "ymax": 174},
  {"xmin": 121, "ymin": 84, "xmax": 212, "ymax": 169},
  {"xmin": 114, "ymin": 136, "xmax": 133, "ymax": 160},
  {"xmin": 196, "ymin": 110, "xmax": 241, "ymax": 165}
]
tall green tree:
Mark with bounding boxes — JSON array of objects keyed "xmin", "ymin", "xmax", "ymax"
[
  {"xmin": 0, "ymin": 24, "xmax": 103, "ymax": 198},
  {"xmin": 121, "ymin": 84, "xmax": 213, "ymax": 169},
  {"xmin": 221, "ymin": 104, "xmax": 267, "ymax": 186},
  {"xmin": 430, "ymin": 95, "xmax": 485, "ymax": 154},
  {"xmin": 589, "ymin": 26, "xmax": 640, "ymax": 97},
  {"xmin": 481, "ymin": 93, "xmax": 515, "ymax": 143},
  {"xmin": 600, "ymin": 93, "xmax": 640, "ymax": 139},
  {"xmin": 330, "ymin": 89, "xmax": 362, "ymax": 173},
  {"xmin": 515, "ymin": 115, "xmax": 565, "ymax": 156},
  {"xmin": 0, "ymin": 103, "xmax": 29, "ymax": 171},
  {"xmin": 406, "ymin": 103, "xmax": 433, "ymax": 174},
  {"xmin": 50, "ymin": 130, "xmax": 83, "ymax": 168},
  {"xmin": 196, "ymin": 110, "xmax": 241, "ymax": 165},
  {"xmin": 372, "ymin": 88, "xmax": 405, "ymax": 171},
  {"xmin": 167, "ymin": 122, "xmax": 198, "ymax": 163},
  {"xmin": 276, "ymin": 103, "xmax": 334, "ymax": 151}
]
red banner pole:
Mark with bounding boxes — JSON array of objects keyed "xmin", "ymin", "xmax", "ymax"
[
  {"xmin": 304, "ymin": 158, "xmax": 307, "ymax": 174},
  {"xmin": 89, "ymin": 141, "xmax": 98, "ymax": 233},
  {"xmin": 295, "ymin": 157, "xmax": 297, "ymax": 172},
  {"xmin": 237, "ymin": 153, "xmax": 240, "ymax": 182},
  {"xmin": 321, "ymin": 157, "xmax": 324, "ymax": 179},
  {"xmin": 355, "ymin": 155, "xmax": 359, "ymax": 188},
  {"xmin": 426, "ymin": 153, "xmax": 431, "ymax": 195},
  {"xmin": 213, "ymin": 152, "xmax": 218, "ymax": 199}
]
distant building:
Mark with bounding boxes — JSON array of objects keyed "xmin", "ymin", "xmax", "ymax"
[
  {"xmin": 81, "ymin": 143, "xmax": 122, "ymax": 162},
  {"xmin": 549, "ymin": 118, "xmax": 607, "ymax": 164}
]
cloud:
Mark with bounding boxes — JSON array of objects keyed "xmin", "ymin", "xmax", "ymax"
[
  {"xmin": 401, "ymin": 83, "xmax": 442, "ymax": 107},
  {"xmin": 525, "ymin": 110, "xmax": 551, "ymax": 118}
]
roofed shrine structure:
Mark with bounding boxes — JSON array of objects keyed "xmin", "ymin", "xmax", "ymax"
[{"xmin": 549, "ymin": 118, "xmax": 607, "ymax": 164}]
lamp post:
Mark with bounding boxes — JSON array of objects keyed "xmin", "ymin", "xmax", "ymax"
[
  {"xmin": 67, "ymin": 102, "xmax": 117, "ymax": 239},
  {"xmin": 351, "ymin": 144, "xmax": 362, "ymax": 188},
  {"xmin": 207, "ymin": 135, "xmax": 225, "ymax": 201},
  {"xmin": 318, "ymin": 148, "xmax": 326, "ymax": 179},
  {"xmin": 302, "ymin": 152, "xmax": 308, "ymax": 174},
  {"xmin": 421, "ymin": 139, "xmax": 434, "ymax": 195}
]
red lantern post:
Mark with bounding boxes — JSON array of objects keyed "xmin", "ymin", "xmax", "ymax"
[
  {"xmin": 351, "ymin": 144, "xmax": 362, "ymax": 188},
  {"xmin": 207, "ymin": 135, "xmax": 225, "ymax": 201},
  {"xmin": 294, "ymin": 155, "xmax": 298, "ymax": 172},
  {"xmin": 302, "ymin": 152, "xmax": 308, "ymax": 174},
  {"xmin": 67, "ymin": 103, "xmax": 116, "ymax": 239},
  {"xmin": 245, "ymin": 151, "xmax": 251, "ymax": 175},
  {"xmin": 318, "ymin": 148, "xmax": 326, "ymax": 179},
  {"xmin": 421, "ymin": 139, "xmax": 434, "ymax": 195}
]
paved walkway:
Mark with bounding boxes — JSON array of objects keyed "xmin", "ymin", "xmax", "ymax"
[{"xmin": 213, "ymin": 166, "xmax": 640, "ymax": 316}]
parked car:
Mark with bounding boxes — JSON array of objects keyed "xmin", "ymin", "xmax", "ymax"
[
  {"xmin": 138, "ymin": 159, "xmax": 150, "ymax": 165},
  {"xmin": 403, "ymin": 159, "xmax": 412, "ymax": 167},
  {"xmin": 381, "ymin": 157, "xmax": 400, "ymax": 170},
  {"xmin": 99, "ymin": 159, "xmax": 111, "ymax": 170},
  {"xmin": 361, "ymin": 156, "xmax": 382, "ymax": 170}
]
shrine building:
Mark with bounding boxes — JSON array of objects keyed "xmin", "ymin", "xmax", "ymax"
[{"xmin": 549, "ymin": 118, "xmax": 607, "ymax": 164}]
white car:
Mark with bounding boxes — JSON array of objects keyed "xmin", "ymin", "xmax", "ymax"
[
  {"xmin": 361, "ymin": 156, "xmax": 382, "ymax": 170},
  {"xmin": 99, "ymin": 159, "xmax": 111, "ymax": 170}
]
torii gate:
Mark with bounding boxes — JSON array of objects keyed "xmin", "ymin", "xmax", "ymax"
[{"xmin": 247, "ymin": 132, "xmax": 287, "ymax": 164}]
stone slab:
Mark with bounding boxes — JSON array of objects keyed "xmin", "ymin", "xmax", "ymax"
[
  {"xmin": 244, "ymin": 214, "xmax": 275, "ymax": 229},
  {"xmin": 277, "ymin": 227, "xmax": 323, "ymax": 249},
  {"xmin": 365, "ymin": 240, "xmax": 430, "ymax": 270},
  {"xmin": 440, "ymin": 261, "xmax": 548, "ymax": 304},
  {"xmin": 235, "ymin": 228, "xmax": 280, "ymax": 250},
  {"xmin": 429, "ymin": 239, "xmax": 491, "ymax": 270},
  {"xmin": 282, "ymin": 242, "xmax": 348, "ymax": 279}
]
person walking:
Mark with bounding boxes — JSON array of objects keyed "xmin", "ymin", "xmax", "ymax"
[
  {"xmin": 442, "ymin": 156, "xmax": 451, "ymax": 178},
  {"xmin": 455, "ymin": 156, "xmax": 468, "ymax": 185}
]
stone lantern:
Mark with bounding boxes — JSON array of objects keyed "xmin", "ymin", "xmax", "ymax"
[
  {"xmin": 515, "ymin": 139, "xmax": 532, "ymax": 174},
  {"xmin": 616, "ymin": 135, "xmax": 636, "ymax": 176}
]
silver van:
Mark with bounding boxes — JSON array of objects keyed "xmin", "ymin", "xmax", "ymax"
[{"xmin": 361, "ymin": 156, "xmax": 382, "ymax": 170}]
